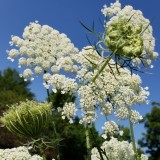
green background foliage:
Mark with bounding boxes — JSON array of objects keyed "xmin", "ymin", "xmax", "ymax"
[
  {"xmin": 0, "ymin": 68, "xmax": 34, "ymax": 148},
  {"xmin": 138, "ymin": 103, "xmax": 160, "ymax": 160}
]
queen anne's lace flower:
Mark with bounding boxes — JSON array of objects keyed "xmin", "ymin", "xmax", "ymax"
[
  {"xmin": 101, "ymin": 0, "xmax": 158, "ymax": 68},
  {"xmin": 91, "ymin": 138, "xmax": 135, "ymax": 160},
  {"xmin": 60, "ymin": 102, "xmax": 77, "ymax": 123},
  {"xmin": 141, "ymin": 154, "xmax": 149, "ymax": 160},
  {"xmin": 0, "ymin": 146, "xmax": 43, "ymax": 160},
  {"xmin": 114, "ymin": 107, "xmax": 128, "ymax": 120},
  {"xmin": 21, "ymin": 68, "xmax": 34, "ymax": 81},
  {"xmin": 77, "ymin": 46, "xmax": 148, "ymax": 123},
  {"xmin": 101, "ymin": 0, "xmax": 121, "ymax": 17},
  {"xmin": 43, "ymin": 73, "xmax": 51, "ymax": 82},
  {"xmin": 46, "ymin": 74, "xmax": 78, "ymax": 94},
  {"xmin": 101, "ymin": 121, "xmax": 121, "ymax": 139},
  {"xmin": 91, "ymin": 138, "xmax": 149, "ymax": 160},
  {"xmin": 1, "ymin": 100, "xmax": 52, "ymax": 138},
  {"xmin": 7, "ymin": 21, "xmax": 79, "ymax": 81},
  {"xmin": 4, "ymin": 3, "xmax": 156, "ymax": 160},
  {"xmin": 130, "ymin": 110, "xmax": 143, "ymax": 124},
  {"xmin": 6, "ymin": 49, "xmax": 19, "ymax": 61}
]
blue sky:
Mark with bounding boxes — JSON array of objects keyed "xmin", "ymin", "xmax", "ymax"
[{"xmin": 0, "ymin": 0, "xmax": 160, "ymax": 143}]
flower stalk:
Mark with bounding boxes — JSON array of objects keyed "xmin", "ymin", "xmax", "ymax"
[
  {"xmin": 44, "ymin": 71, "xmax": 60, "ymax": 160},
  {"xmin": 92, "ymin": 52, "xmax": 114, "ymax": 82},
  {"xmin": 85, "ymin": 123, "xmax": 91, "ymax": 160},
  {"xmin": 127, "ymin": 105, "xmax": 137, "ymax": 159}
]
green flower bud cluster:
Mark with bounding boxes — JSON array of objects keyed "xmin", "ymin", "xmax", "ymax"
[
  {"xmin": 0, "ymin": 100, "xmax": 52, "ymax": 139},
  {"xmin": 106, "ymin": 18, "xmax": 143, "ymax": 57}
]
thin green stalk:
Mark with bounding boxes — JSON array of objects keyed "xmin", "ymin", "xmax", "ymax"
[
  {"xmin": 40, "ymin": 146, "xmax": 47, "ymax": 160},
  {"xmin": 92, "ymin": 52, "xmax": 114, "ymax": 82},
  {"xmin": 127, "ymin": 106, "xmax": 137, "ymax": 159},
  {"xmin": 90, "ymin": 127, "xmax": 106, "ymax": 160},
  {"xmin": 53, "ymin": 122, "xmax": 60, "ymax": 160},
  {"xmin": 90, "ymin": 53, "xmax": 115, "ymax": 159},
  {"xmin": 44, "ymin": 70, "xmax": 60, "ymax": 160},
  {"xmin": 44, "ymin": 70, "xmax": 50, "ymax": 102},
  {"xmin": 46, "ymin": 87, "xmax": 50, "ymax": 102},
  {"xmin": 85, "ymin": 123, "xmax": 91, "ymax": 160},
  {"xmin": 47, "ymin": 89, "xmax": 60, "ymax": 160}
]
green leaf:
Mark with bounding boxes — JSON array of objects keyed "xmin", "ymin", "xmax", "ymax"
[{"xmin": 79, "ymin": 21, "xmax": 93, "ymax": 33}]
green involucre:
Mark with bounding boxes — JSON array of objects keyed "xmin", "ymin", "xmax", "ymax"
[
  {"xmin": 105, "ymin": 18, "xmax": 143, "ymax": 57},
  {"xmin": 0, "ymin": 100, "xmax": 52, "ymax": 139}
]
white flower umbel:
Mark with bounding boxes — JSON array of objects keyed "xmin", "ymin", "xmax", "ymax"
[
  {"xmin": 101, "ymin": 0, "xmax": 158, "ymax": 68},
  {"xmin": 77, "ymin": 46, "xmax": 149, "ymax": 123},
  {"xmin": 60, "ymin": 102, "xmax": 77, "ymax": 123},
  {"xmin": 141, "ymin": 154, "xmax": 149, "ymax": 160},
  {"xmin": 0, "ymin": 146, "xmax": 43, "ymax": 160},
  {"xmin": 7, "ymin": 21, "xmax": 79, "ymax": 81},
  {"xmin": 78, "ymin": 83, "xmax": 99, "ymax": 123},
  {"xmin": 101, "ymin": 0, "xmax": 121, "ymax": 17},
  {"xmin": 101, "ymin": 121, "xmax": 122, "ymax": 139},
  {"xmin": 130, "ymin": 110, "xmax": 143, "ymax": 124},
  {"xmin": 91, "ymin": 138, "xmax": 135, "ymax": 160},
  {"xmin": 21, "ymin": 68, "xmax": 34, "ymax": 81},
  {"xmin": 46, "ymin": 74, "xmax": 78, "ymax": 94}
]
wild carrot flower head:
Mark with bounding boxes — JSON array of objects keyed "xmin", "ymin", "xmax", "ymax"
[
  {"xmin": 0, "ymin": 100, "xmax": 52, "ymax": 138},
  {"xmin": 7, "ymin": 21, "xmax": 79, "ymax": 81},
  {"xmin": 101, "ymin": 0, "xmax": 158, "ymax": 69}
]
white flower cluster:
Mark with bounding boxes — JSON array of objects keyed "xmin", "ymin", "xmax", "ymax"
[
  {"xmin": 78, "ymin": 83, "xmax": 98, "ymax": 123},
  {"xmin": 19, "ymin": 68, "xmax": 34, "ymax": 81},
  {"xmin": 101, "ymin": 121, "xmax": 122, "ymax": 139},
  {"xmin": 0, "ymin": 146, "xmax": 43, "ymax": 160},
  {"xmin": 130, "ymin": 110, "xmax": 143, "ymax": 124},
  {"xmin": 91, "ymin": 138, "xmax": 135, "ymax": 160},
  {"xmin": 46, "ymin": 74, "xmax": 78, "ymax": 94},
  {"xmin": 101, "ymin": 0, "xmax": 121, "ymax": 17},
  {"xmin": 7, "ymin": 21, "xmax": 79, "ymax": 81},
  {"xmin": 77, "ymin": 47, "xmax": 148, "ymax": 123},
  {"xmin": 77, "ymin": 46, "xmax": 104, "ymax": 67},
  {"xmin": 141, "ymin": 154, "xmax": 149, "ymax": 160},
  {"xmin": 4, "ymin": 4, "xmax": 155, "ymax": 160},
  {"xmin": 91, "ymin": 138, "xmax": 149, "ymax": 160},
  {"xmin": 101, "ymin": 0, "xmax": 158, "ymax": 67},
  {"xmin": 59, "ymin": 102, "xmax": 77, "ymax": 123}
]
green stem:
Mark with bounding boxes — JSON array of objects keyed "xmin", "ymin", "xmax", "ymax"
[
  {"xmin": 46, "ymin": 87, "xmax": 50, "ymax": 102},
  {"xmin": 53, "ymin": 122, "xmax": 60, "ymax": 160},
  {"xmin": 90, "ymin": 53, "xmax": 114, "ymax": 159},
  {"xmin": 44, "ymin": 70, "xmax": 50, "ymax": 102},
  {"xmin": 40, "ymin": 146, "xmax": 47, "ymax": 160},
  {"xmin": 85, "ymin": 123, "xmax": 91, "ymax": 160},
  {"xmin": 92, "ymin": 52, "xmax": 114, "ymax": 82},
  {"xmin": 127, "ymin": 106, "xmax": 137, "ymax": 159},
  {"xmin": 90, "ymin": 127, "xmax": 106, "ymax": 160},
  {"xmin": 44, "ymin": 70, "xmax": 60, "ymax": 160}
]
